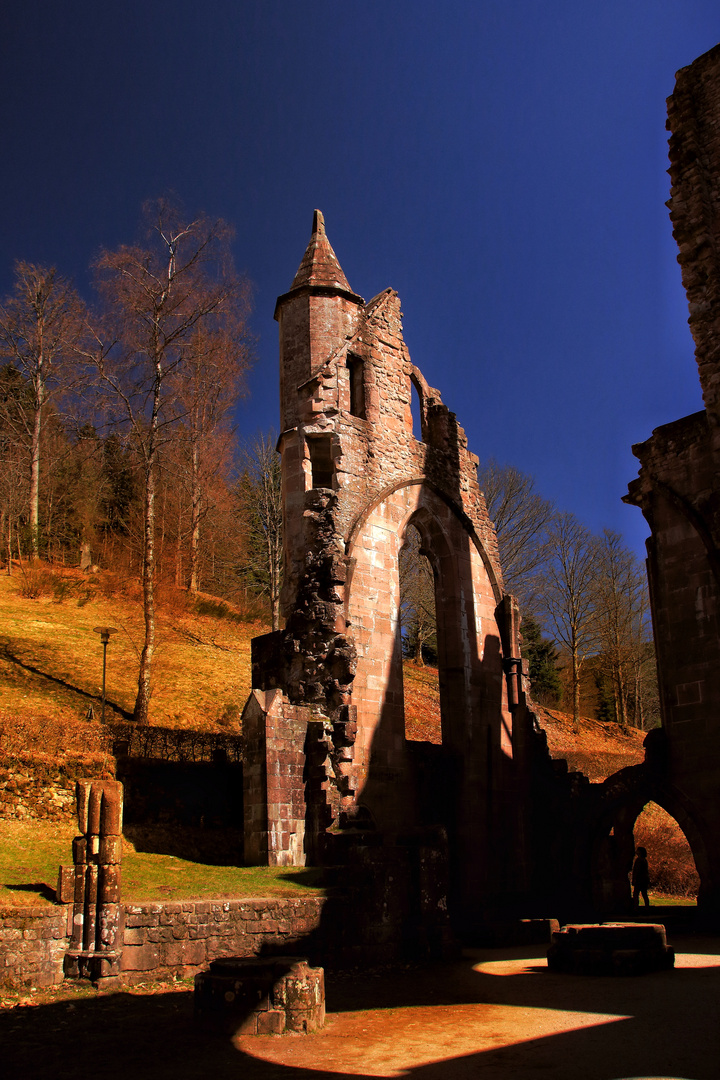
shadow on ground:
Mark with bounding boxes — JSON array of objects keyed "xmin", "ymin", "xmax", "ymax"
[
  {"xmin": 3, "ymin": 936, "xmax": 720, "ymax": 1079},
  {"xmin": 2, "ymin": 882, "xmax": 56, "ymax": 902}
]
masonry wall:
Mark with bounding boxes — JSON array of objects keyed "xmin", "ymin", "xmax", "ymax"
[
  {"xmin": 245, "ymin": 210, "xmax": 539, "ymax": 930},
  {"xmin": 667, "ymin": 42, "xmax": 720, "ymax": 420},
  {"xmin": 0, "ymin": 906, "xmax": 69, "ymax": 989},
  {"xmin": 0, "ymin": 897, "xmax": 327, "ymax": 990},
  {"xmin": 624, "ymin": 42, "xmax": 720, "ymax": 909}
]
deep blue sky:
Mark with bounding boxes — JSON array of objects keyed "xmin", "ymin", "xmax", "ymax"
[{"xmin": 2, "ymin": 2, "xmax": 720, "ymax": 557}]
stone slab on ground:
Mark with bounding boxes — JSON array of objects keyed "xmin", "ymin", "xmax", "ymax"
[{"xmin": 547, "ymin": 921, "xmax": 675, "ymax": 975}]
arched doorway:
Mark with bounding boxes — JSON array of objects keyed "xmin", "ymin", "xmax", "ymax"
[
  {"xmin": 633, "ymin": 801, "xmax": 699, "ymax": 904},
  {"xmin": 588, "ymin": 765, "xmax": 709, "ymax": 912}
]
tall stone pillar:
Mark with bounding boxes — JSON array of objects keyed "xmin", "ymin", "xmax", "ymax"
[{"xmin": 64, "ymin": 779, "xmax": 123, "ymax": 982}]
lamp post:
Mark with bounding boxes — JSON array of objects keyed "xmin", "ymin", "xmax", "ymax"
[{"xmin": 93, "ymin": 626, "xmax": 117, "ymax": 723}]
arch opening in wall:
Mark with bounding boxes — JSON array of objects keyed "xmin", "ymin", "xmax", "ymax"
[
  {"xmin": 307, "ymin": 435, "xmax": 335, "ymax": 490},
  {"xmin": 591, "ymin": 794, "xmax": 701, "ymax": 912},
  {"xmin": 398, "ymin": 521, "xmax": 441, "ymax": 743},
  {"xmin": 410, "ymin": 374, "xmax": 424, "ymax": 443},
  {"xmin": 633, "ymin": 801, "xmax": 699, "ymax": 904},
  {"xmin": 347, "ymin": 353, "xmax": 366, "ymax": 420}
]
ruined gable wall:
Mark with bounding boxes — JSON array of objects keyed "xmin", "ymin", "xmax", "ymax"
[
  {"xmin": 625, "ymin": 43, "xmax": 720, "ymax": 908},
  {"xmin": 293, "ymin": 288, "xmax": 502, "ymax": 579},
  {"xmin": 282, "ymin": 288, "xmax": 514, "ymax": 838},
  {"xmin": 668, "ymin": 42, "xmax": 720, "ymax": 422}
]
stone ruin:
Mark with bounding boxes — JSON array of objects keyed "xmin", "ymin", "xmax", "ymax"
[
  {"xmin": 242, "ymin": 41, "xmax": 720, "ymax": 940},
  {"xmin": 241, "ymin": 208, "xmax": 571, "ymax": 943},
  {"xmin": 623, "ymin": 41, "xmax": 720, "ymax": 914},
  {"xmin": 62, "ymin": 779, "xmax": 123, "ymax": 982}
]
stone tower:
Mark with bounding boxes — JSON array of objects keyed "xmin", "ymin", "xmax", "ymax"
[{"xmin": 243, "ymin": 211, "xmax": 542, "ymax": 932}]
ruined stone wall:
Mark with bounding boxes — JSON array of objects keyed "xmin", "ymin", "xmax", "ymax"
[
  {"xmin": 0, "ymin": 758, "xmax": 108, "ymax": 821},
  {"xmin": 244, "ymin": 210, "xmax": 537, "ymax": 930},
  {"xmin": 625, "ymin": 42, "xmax": 720, "ymax": 909},
  {"xmin": 667, "ymin": 43, "xmax": 720, "ymax": 421},
  {"xmin": 242, "ymin": 690, "xmax": 308, "ymax": 866}
]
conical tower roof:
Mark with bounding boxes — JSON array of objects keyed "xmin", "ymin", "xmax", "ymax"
[{"xmin": 290, "ymin": 209, "xmax": 354, "ymax": 292}]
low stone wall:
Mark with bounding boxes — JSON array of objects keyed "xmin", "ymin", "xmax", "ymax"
[
  {"xmin": 0, "ymin": 906, "xmax": 69, "ymax": 988},
  {"xmin": 0, "ymin": 896, "xmax": 328, "ymax": 989}
]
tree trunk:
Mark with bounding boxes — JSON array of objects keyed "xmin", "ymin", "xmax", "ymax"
[
  {"xmin": 175, "ymin": 508, "xmax": 183, "ymax": 588},
  {"xmin": 189, "ymin": 438, "xmax": 201, "ymax": 593},
  {"xmin": 617, "ymin": 665, "xmax": 628, "ymax": 731},
  {"xmin": 571, "ymin": 643, "xmax": 580, "ymax": 734},
  {"xmin": 29, "ymin": 391, "xmax": 43, "ymax": 558},
  {"xmin": 134, "ymin": 460, "xmax": 156, "ymax": 724}
]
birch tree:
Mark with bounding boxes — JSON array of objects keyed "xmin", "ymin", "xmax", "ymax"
[
  {"xmin": 90, "ymin": 198, "xmax": 251, "ymax": 723},
  {"xmin": 0, "ymin": 264, "xmax": 85, "ymax": 555}
]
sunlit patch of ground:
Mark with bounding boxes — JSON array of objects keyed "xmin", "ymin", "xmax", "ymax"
[
  {"xmin": 236, "ymin": 943, "xmax": 720, "ymax": 1079},
  {"xmin": 239, "ymin": 1000, "xmax": 629, "ymax": 1077}
]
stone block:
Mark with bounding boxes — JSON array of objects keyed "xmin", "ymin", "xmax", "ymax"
[
  {"xmin": 547, "ymin": 923, "xmax": 675, "ymax": 976},
  {"xmin": 194, "ymin": 956, "xmax": 325, "ymax": 1036},
  {"xmin": 120, "ymin": 943, "xmax": 161, "ymax": 972}
]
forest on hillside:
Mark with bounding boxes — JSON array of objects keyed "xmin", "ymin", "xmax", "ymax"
[{"xmin": 0, "ymin": 197, "xmax": 658, "ymax": 730}]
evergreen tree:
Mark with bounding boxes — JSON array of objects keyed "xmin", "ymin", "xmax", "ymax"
[{"xmin": 521, "ymin": 613, "xmax": 562, "ymax": 705}]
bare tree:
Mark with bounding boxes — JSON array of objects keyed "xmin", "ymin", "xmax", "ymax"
[
  {"xmin": 399, "ymin": 524, "xmax": 437, "ymax": 664},
  {"xmin": 478, "ymin": 458, "xmax": 557, "ymax": 600},
  {"xmin": 0, "ymin": 264, "xmax": 86, "ymax": 556},
  {"xmin": 593, "ymin": 530, "xmax": 655, "ymax": 731},
  {"xmin": 235, "ymin": 432, "xmax": 283, "ymax": 630},
  {"xmin": 535, "ymin": 513, "xmax": 599, "ymax": 733},
  {"xmin": 89, "ymin": 197, "xmax": 250, "ymax": 723},
  {"xmin": 177, "ymin": 316, "xmax": 251, "ymax": 592}
]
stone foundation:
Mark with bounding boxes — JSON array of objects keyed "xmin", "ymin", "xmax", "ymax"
[
  {"xmin": 547, "ymin": 922, "xmax": 675, "ymax": 976},
  {"xmin": 194, "ymin": 956, "xmax": 325, "ymax": 1034}
]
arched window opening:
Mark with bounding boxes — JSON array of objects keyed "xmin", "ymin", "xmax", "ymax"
[
  {"xmin": 634, "ymin": 802, "xmax": 699, "ymax": 904},
  {"xmin": 307, "ymin": 435, "xmax": 335, "ymax": 489},
  {"xmin": 399, "ymin": 523, "xmax": 441, "ymax": 742},
  {"xmin": 347, "ymin": 354, "xmax": 366, "ymax": 419},
  {"xmin": 410, "ymin": 376, "xmax": 424, "ymax": 443}
]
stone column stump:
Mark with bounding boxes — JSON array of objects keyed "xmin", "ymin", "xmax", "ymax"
[
  {"xmin": 63, "ymin": 779, "xmax": 123, "ymax": 983},
  {"xmin": 194, "ymin": 956, "xmax": 325, "ymax": 1034},
  {"xmin": 547, "ymin": 922, "xmax": 675, "ymax": 975}
]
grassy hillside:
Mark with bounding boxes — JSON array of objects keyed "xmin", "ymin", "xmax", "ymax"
[{"xmin": 0, "ymin": 565, "xmax": 267, "ymax": 731}]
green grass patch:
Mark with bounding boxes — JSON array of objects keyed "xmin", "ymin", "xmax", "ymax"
[
  {"xmin": 648, "ymin": 891, "xmax": 697, "ymax": 907},
  {"xmin": 0, "ymin": 821, "xmax": 326, "ymax": 906}
]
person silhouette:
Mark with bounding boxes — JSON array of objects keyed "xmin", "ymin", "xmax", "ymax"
[{"xmin": 632, "ymin": 845, "xmax": 650, "ymax": 909}]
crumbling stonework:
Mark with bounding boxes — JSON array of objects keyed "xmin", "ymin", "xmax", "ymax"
[
  {"xmin": 63, "ymin": 779, "xmax": 124, "ymax": 982},
  {"xmin": 194, "ymin": 956, "xmax": 325, "ymax": 1035},
  {"xmin": 243, "ymin": 210, "xmax": 544, "ymax": 934},
  {"xmin": 624, "ymin": 42, "xmax": 720, "ymax": 911}
]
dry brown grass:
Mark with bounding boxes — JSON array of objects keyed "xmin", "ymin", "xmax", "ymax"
[
  {"xmin": 534, "ymin": 705, "xmax": 646, "ymax": 780},
  {"xmin": 0, "ymin": 566, "xmax": 269, "ymax": 732},
  {"xmin": 403, "ymin": 661, "xmax": 442, "ymax": 743},
  {"xmin": 635, "ymin": 801, "xmax": 699, "ymax": 898}
]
